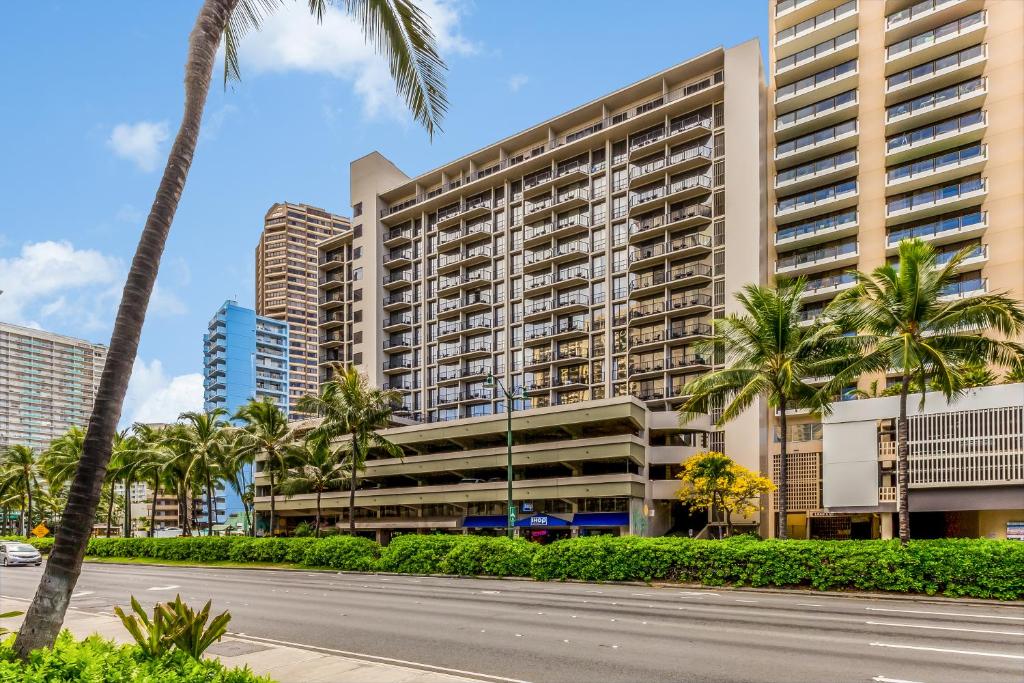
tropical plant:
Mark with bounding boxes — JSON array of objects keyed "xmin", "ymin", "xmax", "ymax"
[
  {"xmin": 234, "ymin": 399, "xmax": 292, "ymax": 536},
  {"xmin": 675, "ymin": 451, "xmax": 775, "ymax": 538},
  {"xmin": 171, "ymin": 409, "xmax": 231, "ymax": 535},
  {"xmin": 1006, "ymin": 360, "xmax": 1024, "ymax": 384},
  {"xmin": 0, "ymin": 445, "xmax": 43, "ymax": 535},
  {"xmin": 130, "ymin": 423, "xmax": 172, "ymax": 538},
  {"xmin": 114, "ymin": 596, "xmax": 179, "ymax": 658},
  {"xmin": 214, "ymin": 429, "xmax": 255, "ymax": 536},
  {"xmin": 14, "ymin": 0, "xmax": 447, "ymax": 657},
  {"xmin": 115, "ymin": 594, "xmax": 231, "ymax": 660},
  {"xmin": 281, "ymin": 436, "xmax": 349, "ymax": 537},
  {"xmin": 41, "ymin": 426, "xmax": 86, "ymax": 493},
  {"xmin": 679, "ymin": 279, "xmax": 853, "ymax": 539},
  {"xmin": 297, "ymin": 365, "xmax": 403, "ymax": 533},
  {"xmin": 823, "ymin": 238, "xmax": 1024, "ymax": 544}
]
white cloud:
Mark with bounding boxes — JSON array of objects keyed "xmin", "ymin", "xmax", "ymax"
[
  {"xmin": 235, "ymin": 0, "xmax": 475, "ymax": 123},
  {"xmin": 123, "ymin": 358, "xmax": 204, "ymax": 427},
  {"xmin": 507, "ymin": 74, "xmax": 529, "ymax": 92},
  {"xmin": 107, "ymin": 121, "xmax": 169, "ymax": 172}
]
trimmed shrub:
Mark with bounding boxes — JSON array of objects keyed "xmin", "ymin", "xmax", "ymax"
[
  {"xmin": 302, "ymin": 536, "xmax": 379, "ymax": 570},
  {"xmin": 0, "ymin": 631, "xmax": 270, "ymax": 682},
  {"xmin": 438, "ymin": 536, "xmax": 537, "ymax": 577},
  {"xmin": 376, "ymin": 534, "xmax": 461, "ymax": 574}
]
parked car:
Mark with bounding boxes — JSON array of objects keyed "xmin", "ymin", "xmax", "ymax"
[{"xmin": 0, "ymin": 542, "xmax": 42, "ymax": 567}]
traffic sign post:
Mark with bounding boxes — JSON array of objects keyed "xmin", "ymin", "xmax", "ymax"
[{"xmin": 31, "ymin": 523, "xmax": 49, "ymax": 538}]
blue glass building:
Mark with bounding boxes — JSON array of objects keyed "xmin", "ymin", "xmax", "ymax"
[{"xmin": 203, "ymin": 300, "xmax": 289, "ymax": 530}]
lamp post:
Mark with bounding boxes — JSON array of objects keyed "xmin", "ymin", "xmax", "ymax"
[{"xmin": 485, "ymin": 372, "xmax": 520, "ymax": 539}]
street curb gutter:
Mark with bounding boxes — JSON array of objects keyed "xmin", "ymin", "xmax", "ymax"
[{"xmin": 81, "ymin": 559, "xmax": 1022, "ymax": 608}]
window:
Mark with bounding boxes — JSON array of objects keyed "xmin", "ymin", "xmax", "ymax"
[{"xmin": 353, "ymin": 202, "xmax": 362, "ymax": 217}]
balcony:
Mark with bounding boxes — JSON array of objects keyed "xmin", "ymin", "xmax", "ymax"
[
  {"xmin": 668, "ymin": 321, "xmax": 713, "ymax": 341},
  {"xmin": 628, "ymin": 357, "xmax": 665, "ymax": 377},
  {"xmin": 552, "ymin": 319, "xmax": 589, "ymax": 340},
  {"xmin": 775, "ymin": 210, "xmax": 859, "ymax": 251},
  {"xmin": 438, "ymin": 220, "xmax": 493, "ymax": 248},
  {"xmin": 885, "ymin": 109, "xmax": 986, "ymax": 164},
  {"xmin": 886, "ymin": 143, "xmax": 986, "ymax": 192},
  {"xmin": 774, "ymin": 89, "xmax": 858, "ymax": 139},
  {"xmin": 629, "ymin": 145, "xmax": 713, "ymax": 188},
  {"xmin": 667, "ymin": 354, "xmax": 712, "ymax": 373},
  {"xmin": 552, "ymin": 347, "xmax": 588, "ymax": 364},
  {"xmin": 524, "ymin": 325, "xmax": 554, "ymax": 346},
  {"xmin": 383, "ymin": 226, "xmax": 413, "ymax": 247},
  {"xmin": 382, "ymin": 313, "xmax": 414, "ymax": 332},
  {"xmin": 382, "ymin": 359, "xmax": 414, "ymax": 374},
  {"xmin": 383, "ymin": 247, "xmax": 414, "ymax": 267},
  {"xmin": 551, "ymin": 186, "xmax": 589, "ymax": 212},
  {"xmin": 522, "ymin": 169, "xmax": 556, "ymax": 198},
  {"xmin": 629, "ymin": 176, "xmax": 712, "ymax": 216},
  {"xmin": 628, "ymin": 204, "xmax": 712, "ymax": 242},
  {"xmin": 555, "ymin": 159, "xmax": 592, "ymax": 185},
  {"xmin": 436, "ymin": 197, "xmax": 492, "ymax": 229},
  {"xmin": 775, "ymin": 0, "xmax": 858, "ymax": 56},
  {"xmin": 885, "ymin": 77, "xmax": 986, "ymax": 135},
  {"xmin": 552, "ymin": 292, "xmax": 590, "ymax": 314},
  {"xmin": 629, "ymin": 232, "xmax": 713, "ymax": 268},
  {"xmin": 939, "ymin": 277, "xmax": 986, "ymax": 301},
  {"xmin": 321, "ymin": 293, "xmax": 346, "ymax": 311},
  {"xmin": 775, "ymin": 119, "xmax": 858, "ymax": 166},
  {"xmin": 628, "ymin": 127, "xmax": 667, "ymax": 160},
  {"xmin": 776, "ymin": 240, "xmax": 859, "ymax": 276},
  {"xmin": 383, "ymin": 292, "xmax": 414, "ymax": 310},
  {"xmin": 775, "ymin": 29, "xmax": 858, "ymax": 83},
  {"xmin": 774, "ymin": 180, "xmax": 858, "ymax": 223},
  {"xmin": 553, "ymin": 264, "xmax": 590, "ymax": 287},
  {"xmin": 885, "ymin": 44, "xmax": 986, "ymax": 104},
  {"xmin": 382, "ymin": 335, "xmax": 414, "ymax": 353},
  {"xmin": 549, "ymin": 212, "xmax": 591, "ymax": 240},
  {"xmin": 801, "ymin": 272, "xmax": 857, "ymax": 302},
  {"xmin": 885, "ymin": 176, "xmax": 986, "ymax": 225},
  {"xmin": 885, "ymin": 210, "xmax": 986, "ymax": 253},
  {"xmin": 524, "ymin": 193, "xmax": 554, "ymax": 218},
  {"xmin": 775, "ymin": 149, "xmax": 858, "ymax": 194},
  {"xmin": 775, "ymin": 59, "xmax": 857, "ymax": 111},
  {"xmin": 382, "ymin": 270, "xmax": 414, "ymax": 289},
  {"xmin": 884, "ymin": 11, "xmax": 986, "ymax": 73},
  {"xmin": 886, "ymin": 0, "xmax": 977, "ymax": 39}
]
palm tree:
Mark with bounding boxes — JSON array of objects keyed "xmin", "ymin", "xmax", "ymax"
[
  {"xmin": 129, "ymin": 424, "xmax": 171, "ymax": 538},
  {"xmin": 823, "ymin": 238, "xmax": 1024, "ymax": 544},
  {"xmin": 173, "ymin": 410, "xmax": 230, "ymax": 535},
  {"xmin": 679, "ymin": 280, "xmax": 853, "ymax": 539},
  {"xmin": 0, "ymin": 446, "xmax": 43, "ymax": 536},
  {"xmin": 281, "ymin": 436, "xmax": 348, "ymax": 537},
  {"xmin": 297, "ymin": 364, "xmax": 403, "ymax": 534},
  {"xmin": 234, "ymin": 399, "xmax": 292, "ymax": 536},
  {"xmin": 41, "ymin": 427, "xmax": 86, "ymax": 493},
  {"xmin": 15, "ymin": 0, "xmax": 447, "ymax": 656},
  {"xmin": 215, "ymin": 430, "xmax": 255, "ymax": 536}
]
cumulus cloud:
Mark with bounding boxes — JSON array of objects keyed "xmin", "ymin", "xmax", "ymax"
[
  {"xmin": 122, "ymin": 358, "xmax": 204, "ymax": 427},
  {"xmin": 507, "ymin": 74, "xmax": 528, "ymax": 92},
  {"xmin": 234, "ymin": 0, "xmax": 475, "ymax": 123},
  {"xmin": 108, "ymin": 121, "xmax": 169, "ymax": 172}
]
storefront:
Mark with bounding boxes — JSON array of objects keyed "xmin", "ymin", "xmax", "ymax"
[
  {"xmin": 460, "ymin": 512, "xmax": 630, "ymax": 540},
  {"xmin": 572, "ymin": 512, "xmax": 629, "ymax": 536},
  {"xmin": 515, "ymin": 514, "xmax": 572, "ymax": 543}
]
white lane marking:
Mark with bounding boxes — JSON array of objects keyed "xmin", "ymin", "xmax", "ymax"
[
  {"xmin": 872, "ymin": 676, "xmax": 924, "ymax": 683},
  {"xmin": 869, "ymin": 642, "xmax": 1024, "ymax": 660},
  {"xmin": 735, "ymin": 599, "xmax": 759, "ymax": 603},
  {"xmin": 145, "ymin": 585, "xmax": 179, "ymax": 591},
  {"xmin": 866, "ymin": 607, "xmax": 1024, "ymax": 621},
  {"xmin": 866, "ymin": 620, "xmax": 1024, "ymax": 637},
  {"xmin": 227, "ymin": 632, "xmax": 534, "ymax": 683},
  {"xmin": 797, "ymin": 603, "xmax": 823, "ymax": 607},
  {"xmin": 71, "ymin": 591, "xmax": 94, "ymax": 598},
  {"xmin": 480, "ymin": 590, "xmax": 501, "ymax": 595}
]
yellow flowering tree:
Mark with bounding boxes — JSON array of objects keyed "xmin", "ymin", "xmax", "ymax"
[{"xmin": 675, "ymin": 451, "xmax": 775, "ymax": 537}]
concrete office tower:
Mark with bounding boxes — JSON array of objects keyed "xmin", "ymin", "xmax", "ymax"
[
  {"xmin": 768, "ymin": 0, "xmax": 1024, "ymax": 538},
  {"xmin": 203, "ymin": 300, "xmax": 289, "ymax": 523},
  {"xmin": 256, "ymin": 203, "xmax": 350, "ymax": 415},
  {"xmin": 0, "ymin": 322, "xmax": 106, "ymax": 451}
]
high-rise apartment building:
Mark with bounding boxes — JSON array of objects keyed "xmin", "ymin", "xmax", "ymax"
[
  {"xmin": 203, "ymin": 300, "xmax": 289, "ymax": 523},
  {"xmin": 277, "ymin": 41, "xmax": 770, "ymax": 540},
  {"xmin": 256, "ymin": 202, "xmax": 350, "ymax": 414},
  {"xmin": 0, "ymin": 322, "xmax": 106, "ymax": 451},
  {"xmin": 767, "ymin": 0, "xmax": 1023, "ymax": 537}
]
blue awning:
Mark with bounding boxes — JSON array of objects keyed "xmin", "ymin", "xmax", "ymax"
[
  {"xmin": 515, "ymin": 514, "xmax": 570, "ymax": 528},
  {"xmin": 462, "ymin": 515, "xmax": 507, "ymax": 528},
  {"xmin": 572, "ymin": 512, "xmax": 630, "ymax": 527}
]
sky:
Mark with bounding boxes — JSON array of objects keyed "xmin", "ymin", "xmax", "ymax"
[{"xmin": 0, "ymin": 0, "xmax": 768, "ymax": 426}]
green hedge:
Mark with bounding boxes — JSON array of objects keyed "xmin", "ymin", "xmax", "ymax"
[
  {"xmin": 27, "ymin": 534, "xmax": 1021, "ymax": 600},
  {"xmin": 0, "ymin": 632, "xmax": 270, "ymax": 682},
  {"xmin": 0, "ymin": 537, "xmax": 53, "ymax": 554}
]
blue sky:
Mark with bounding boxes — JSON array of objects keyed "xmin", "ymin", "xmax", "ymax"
[{"xmin": 0, "ymin": 0, "xmax": 767, "ymax": 424}]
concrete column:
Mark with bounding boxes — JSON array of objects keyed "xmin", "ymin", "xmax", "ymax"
[{"xmin": 880, "ymin": 513, "xmax": 893, "ymax": 540}]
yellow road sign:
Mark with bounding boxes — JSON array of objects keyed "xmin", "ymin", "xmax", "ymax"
[{"xmin": 31, "ymin": 523, "xmax": 49, "ymax": 538}]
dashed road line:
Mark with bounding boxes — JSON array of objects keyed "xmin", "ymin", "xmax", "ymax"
[
  {"xmin": 866, "ymin": 620, "xmax": 1024, "ymax": 637},
  {"xmin": 869, "ymin": 641, "xmax": 1024, "ymax": 660},
  {"xmin": 865, "ymin": 607, "xmax": 1024, "ymax": 621}
]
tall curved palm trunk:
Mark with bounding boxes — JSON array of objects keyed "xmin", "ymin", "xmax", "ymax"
[{"xmin": 13, "ymin": 0, "xmax": 236, "ymax": 657}]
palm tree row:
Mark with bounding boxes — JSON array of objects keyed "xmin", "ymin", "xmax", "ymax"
[{"xmin": 682, "ymin": 238, "xmax": 1024, "ymax": 544}]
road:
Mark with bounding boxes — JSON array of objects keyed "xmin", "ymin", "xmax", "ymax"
[{"xmin": 1, "ymin": 563, "xmax": 1022, "ymax": 683}]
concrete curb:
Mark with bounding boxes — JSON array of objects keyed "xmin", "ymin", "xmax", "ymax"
[{"xmin": 82, "ymin": 559, "xmax": 1021, "ymax": 607}]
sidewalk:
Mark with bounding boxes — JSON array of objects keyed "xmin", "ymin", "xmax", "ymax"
[{"xmin": 0, "ymin": 597, "xmax": 483, "ymax": 683}]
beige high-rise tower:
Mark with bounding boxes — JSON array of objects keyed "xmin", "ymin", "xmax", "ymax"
[
  {"xmin": 256, "ymin": 202, "xmax": 350, "ymax": 415},
  {"xmin": 767, "ymin": 0, "xmax": 1024, "ymax": 537}
]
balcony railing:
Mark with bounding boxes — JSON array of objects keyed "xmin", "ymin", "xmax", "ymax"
[
  {"xmin": 886, "ymin": 143, "xmax": 984, "ymax": 184},
  {"xmin": 886, "ymin": 44, "xmax": 984, "ymax": 92},
  {"xmin": 776, "ymin": 150, "xmax": 857, "ymax": 187},
  {"xmin": 777, "ymin": 240, "xmax": 858, "ymax": 271},
  {"xmin": 776, "ymin": 59, "xmax": 857, "ymax": 103},
  {"xmin": 804, "ymin": 272, "xmax": 856, "ymax": 294},
  {"xmin": 886, "ymin": 11, "xmax": 985, "ymax": 61},
  {"xmin": 886, "ymin": 78, "xmax": 985, "ymax": 123},
  {"xmin": 887, "ymin": 0, "xmax": 962, "ymax": 30},
  {"xmin": 628, "ymin": 204, "xmax": 713, "ymax": 235},
  {"xmin": 886, "ymin": 176, "xmax": 984, "ymax": 215},
  {"xmin": 776, "ymin": 180, "xmax": 857, "ymax": 216},
  {"xmin": 776, "ymin": 119, "xmax": 857, "ymax": 159},
  {"xmin": 777, "ymin": 0, "xmax": 857, "ymax": 44},
  {"xmin": 775, "ymin": 89, "xmax": 856, "ymax": 131},
  {"xmin": 940, "ymin": 277, "xmax": 985, "ymax": 298},
  {"xmin": 776, "ymin": 30, "xmax": 857, "ymax": 74},
  {"xmin": 887, "ymin": 209, "xmax": 984, "ymax": 245}
]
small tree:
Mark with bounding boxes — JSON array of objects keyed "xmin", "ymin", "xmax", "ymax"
[{"xmin": 675, "ymin": 451, "xmax": 775, "ymax": 538}]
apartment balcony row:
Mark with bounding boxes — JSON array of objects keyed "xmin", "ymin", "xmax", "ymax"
[
  {"xmin": 774, "ymin": 179, "xmax": 858, "ymax": 223},
  {"xmin": 885, "ymin": 175, "xmax": 985, "ymax": 226},
  {"xmin": 628, "ymin": 175, "xmax": 712, "ymax": 216},
  {"xmin": 436, "ymin": 363, "xmax": 492, "ymax": 384},
  {"xmin": 523, "ymin": 240, "xmax": 590, "ymax": 272},
  {"xmin": 774, "ymin": 88, "xmax": 857, "ymax": 139},
  {"xmin": 775, "ymin": 0, "xmax": 857, "ymax": 56},
  {"xmin": 885, "ymin": 209, "xmax": 986, "ymax": 253},
  {"xmin": 437, "ymin": 220, "xmax": 492, "ymax": 247},
  {"xmin": 523, "ymin": 212, "xmax": 591, "ymax": 246},
  {"xmin": 437, "ymin": 244, "xmax": 492, "ymax": 274},
  {"xmin": 775, "ymin": 58, "xmax": 857, "ymax": 111},
  {"xmin": 377, "ymin": 73, "xmax": 722, "ymax": 223},
  {"xmin": 775, "ymin": 29, "xmax": 858, "ymax": 84},
  {"xmin": 436, "ymin": 389, "xmax": 492, "ymax": 406},
  {"xmin": 520, "ymin": 159, "xmax": 593, "ymax": 199},
  {"xmin": 383, "ymin": 224, "xmax": 414, "ymax": 247},
  {"xmin": 524, "ymin": 186, "xmax": 590, "ymax": 217},
  {"xmin": 775, "ymin": 148, "xmax": 858, "ymax": 194},
  {"xmin": 776, "ymin": 239, "xmax": 858, "ymax": 276},
  {"xmin": 435, "ymin": 341, "xmax": 494, "ymax": 362},
  {"xmin": 627, "ymin": 203, "xmax": 713, "ymax": 242},
  {"xmin": 628, "ymin": 232, "xmax": 713, "ymax": 268},
  {"xmin": 886, "ymin": 0, "xmax": 981, "ymax": 40},
  {"xmin": 886, "ymin": 142, "xmax": 986, "ymax": 193},
  {"xmin": 885, "ymin": 76, "xmax": 986, "ymax": 136},
  {"xmin": 884, "ymin": 10, "xmax": 986, "ymax": 74},
  {"xmin": 628, "ymin": 145, "xmax": 713, "ymax": 188},
  {"xmin": 628, "ymin": 291, "xmax": 713, "ymax": 322},
  {"xmin": 436, "ymin": 317, "xmax": 493, "ymax": 341},
  {"xmin": 522, "ymin": 293, "xmax": 591, "ymax": 322},
  {"xmin": 436, "ymin": 197, "xmax": 492, "ymax": 229},
  {"xmin": 382, "ymin": 377, "xmax": 420, "ymax": 392},
  {"xmin": 627, "ymin": 353, "xmax": 712, "ymax": 379},
  {"xmin": 628, "ymin": 262, "xmax": 713, "ymax": 295},
  {"xmin": 800, "ymin": 271, "xmax": 857, "ymax": 303},
  {"xmin": 627, "ymin": 116, "xmax": 713, "ymax": 161},
  {"xmin": 437, "ymin": 291, "xmax": 493, "ymax": 316},
  {"xmin": 383, "ymin": 246, "xmax": 417, "ymax": 267},
  {"xmin": 522, "ymin": 346, "xmax": 592, "ymax": 368},
  {"xmin": 775, "ymin": 118, "xmax": 857, "ymax": 166},
  {"xmin": 382, "ymin": 270, "xmax": 415, "ymax": 289},
  {"xmin": 628, "ymin": 322, "xmax": 713, "ymax": 350},
  {"xmin": 939, "ymin": 277, "xmax": 986, "ymax": 301},
  {"xmin": 524, "ymin": 265, "xmax": 591, "ymax": 294},
  {"xmin": 437, "ymin": 271, "xmax": 492, "ymax": 296},
  {"xmin": 885, "ymin": 43, "xmax": 985, "ymax": 104},
  {"xmin": 629, "ymin": 382, "xmax": 693, "ymax": 402}
]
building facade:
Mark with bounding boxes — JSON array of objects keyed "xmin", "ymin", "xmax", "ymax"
[
  {"xmin": 767, "ymin": 0, "xmax": 1024, "ymax": 536},
  {"xmin": 317, "ymin": 231, "xmax": 357, "ymax": 382},
  {"xmin": 255, "ymin": 203, "xmax": 351, "ymax": 415},
  {"xmin": 0, "ymin": 321, "xmax": 106, "ymax": 451},
  {"xmin": 203, "ymin": 300, "xmax": 289, "ymax": 522}
]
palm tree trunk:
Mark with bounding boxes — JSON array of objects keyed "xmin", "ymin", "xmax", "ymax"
[
  {"xmin": 105, "ymin": 486, "xmax": 114, "ymax": 538},
  {"xmin": 13, "ymin": 0, "xmax": 236, "ymax": 658},
  {"xmin": 20, "ymin": 504, "xmax": 27, "ymax": 537},
  {"xmin": 268, "ymin": 468, "xmax": 276, "ymax": 537},
  {"xmin": 123, "ymin": 475, "xmax": 132, "ymax": 538},
  {"xmin": 206, "ymin": 474, "xmax": 214, "ymax": 536},
  {"xmin": 315, "ymin": 489, "xmax": 322, "ymax": 539},
  {"xmin": 149, "ymin": 479, "xmax": 159, "ymax": 538},
  {"xmin": 26, "ymin": 485, "xmax": 33, "ymax": 537},
  {"xmin": 777, "ymin": 400, "xmax": 789, "ymax": 540},
  {"xmin": 897, "ymin": 374, "xmax": 911, "ymax": 545},
  {"xmin": 349, "ymin": 441, "xmax": 358, "ymax": 535}
]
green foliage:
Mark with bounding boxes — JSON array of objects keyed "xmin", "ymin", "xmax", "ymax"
[
  {"xmin": 291, "ymin": 521, "xmax": 313, "ymax": 537},
  {"xmin": 0, "ymin": 611, "xmax": 22, "ymax": 638},
  {"xmin": 0, "ymin": 631, "xmax": 269, "ymax": 682},
  {"xmin": 301, "ymin": 536, "xmax": 379, "ymax": 570},
  {"xmin": 0, "ymin": 536, "xmax": 53, "ymax": 554},
  {"xmin": 115, "ymin": 594, "xmax": 230, "ymax": 661},
  {"xmin": 437, "ymin": 536, "xmax": 538, "ymax": 577},
  {"xmin": 376, "ymin": 534, "xmax": 461, "ymax": 574},
  {"xmin": 113, "ymin": 596, "xmax": 177, "ymax": 658}
]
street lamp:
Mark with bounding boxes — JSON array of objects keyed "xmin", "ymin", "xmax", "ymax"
[{"xmin": 485, "ymin": 372, "xmax": 521, "ymax": 539}]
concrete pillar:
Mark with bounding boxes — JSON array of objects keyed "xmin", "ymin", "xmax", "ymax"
[{"xmin": 880, "ymin": 513, "xmax": 893, "ymax": 540}]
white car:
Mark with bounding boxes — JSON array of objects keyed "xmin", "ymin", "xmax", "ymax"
[{"xmin": 0, "ymin": 542, "xmax": 42, "ymax": 567}]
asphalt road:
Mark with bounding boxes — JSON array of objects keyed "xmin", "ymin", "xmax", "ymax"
[{"xmin": 1, "ymin": 562, "xmax": 1022, "ymax": 683}]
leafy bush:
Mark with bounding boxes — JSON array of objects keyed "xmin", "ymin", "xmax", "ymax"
[
  {"xmin": 302, "ymin": 536, "xmax": 379, "ymax": 571},
  {"xmin": 376, "ymin": 534, "xmax": 461, "ymax": 574},
  {"xmin": 438, "ymin": 536, "xmax": 537, "ymax": 577},
  {"xmin": 115, "ymin": 595, "xmax": 230, "ymax": 660},
  {"xmin": 291, "ymin": 522, "xmax": 313, "ymax": 537},
  {"xmin": 0, "ymin": 631, "xmax": 269, "ymax": 682}
]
